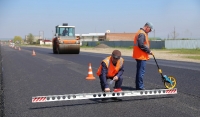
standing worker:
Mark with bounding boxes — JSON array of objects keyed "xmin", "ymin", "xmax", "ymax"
[
  {"xmin": 97, "ymin": 50, "xmax": 124, "ymax": 92},
  {"xmin": 133, "ymin": 22, "xmax": 153, "ymax": 90}
]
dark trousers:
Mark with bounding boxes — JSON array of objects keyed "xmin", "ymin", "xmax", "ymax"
[
  {"xmin": 99, "ymin": 75, "xmax": 123, "ymax": 91},
  {"xmin": 135, "ymin": 59, "xmax": 146, "ymax": 89}
]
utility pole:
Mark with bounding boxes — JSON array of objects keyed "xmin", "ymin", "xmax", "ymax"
[
  {"xmin": 172, "ymin": 26, "xmax": 179, "ymax": 39},
  {"xmin": 52, "ymin": 30, "xmax": 54, "ymax": 38},
  {"xmin": 39, "ymin": 31, "xmax": 44, "ymax": 39},
  {"xmin": 173, "ymin": 26, "xmax": 176, "ymax": 39},
  {"xmin": 168, "ymin": 34, "xmax": 169, "ymax": 40}
]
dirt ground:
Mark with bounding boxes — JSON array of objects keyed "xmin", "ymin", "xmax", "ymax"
[{"xmin": 81, "ymin": 44, "xmax": 200, "ymax": 63}]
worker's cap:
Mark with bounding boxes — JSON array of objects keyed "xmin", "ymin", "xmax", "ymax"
[
  {"xmin": 145, "ymin": 22, "xmax": 154, "ymax": 31},
  {"xmin": 112, "ymin": 50, "xmax": 121, "ymax": 59}
]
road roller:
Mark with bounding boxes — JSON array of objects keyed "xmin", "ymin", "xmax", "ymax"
[{"xmin": 52, "ymin": 23, "xmax": 80, "ymax": 54}]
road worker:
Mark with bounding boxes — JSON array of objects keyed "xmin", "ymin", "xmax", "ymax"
[
  {"xmin": 133, "ymin": 22, "xmax": 153, "ymax": 90},
  {"xmin": 97, "ymin": 50, "xmax": 124, "ymax": 92}
]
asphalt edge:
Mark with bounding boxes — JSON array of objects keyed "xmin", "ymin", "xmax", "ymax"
[{"xmin": 0, "ymin": 44, "xmax": 4, "ymax": 117}]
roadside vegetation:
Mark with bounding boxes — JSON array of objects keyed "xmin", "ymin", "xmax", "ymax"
[
  {"xmin": 186, "ymin": 56, "xmax": 200, "ymax": 60},
  {"xmin": 168, "ymin": 49, "xmax": 200, "ymax": 55},
  {"xmin": 81, "ymin": 45, "xmax": 200, "ymax": 54},
  {"xmin": 26, "ymin": 33, "xmax": 34, "ymax": 44},
  {"xmin": 13, "ymin": 36, "xmax": 23, "ymax": 44},
  {"xmin": 150, "ymin": 48, "xmax": 200, "ymax": 60},
  {"xmin": 168, "ymin": 49, "xmax": 200, "ymax": 60},
  {"xmin": 81, "ymin": 44, "xmax": 200, "ymax": 60}
]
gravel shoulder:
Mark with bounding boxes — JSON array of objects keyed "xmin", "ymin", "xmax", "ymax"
[{"xmin": 81, "ymin": 47, "xmax": 200, "ymax": 63}]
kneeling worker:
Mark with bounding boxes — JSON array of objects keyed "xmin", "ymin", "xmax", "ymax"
[{"xmin": 96, "ymin": 50, "xmax": 124, "ymax": 92}]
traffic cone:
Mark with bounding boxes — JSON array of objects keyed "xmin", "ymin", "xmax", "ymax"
[
  {"xmin": 19, "ymin": 47, "xmax": 21, "ymax": 51},
  {"xmin": 32, "ymin": 50, "xmax": 36, "ymax": 56},
  {"xmin": 86, "ymin": 63, "xmax": 95, "ymax": 80}
]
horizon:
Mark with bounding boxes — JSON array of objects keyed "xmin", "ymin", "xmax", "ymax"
[{"xmin": 0, "ymin": 0, "xmax": 200, "ymax": 40}]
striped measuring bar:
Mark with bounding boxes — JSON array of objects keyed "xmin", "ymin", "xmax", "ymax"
[{"xmin": 32, "ymin": 88, "xmax": 177, "ymax": 103}]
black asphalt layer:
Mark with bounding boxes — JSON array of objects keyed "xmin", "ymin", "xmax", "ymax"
[{"xmin": 1, "ymin": 45, "xmax": 200, "ymax": 117}]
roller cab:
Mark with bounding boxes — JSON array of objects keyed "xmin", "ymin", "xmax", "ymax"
[{"xmin": 52, "ymin": 23, "xmax": 80, "ymax": 54}]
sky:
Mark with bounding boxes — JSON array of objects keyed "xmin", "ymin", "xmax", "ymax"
[{"xmin": 0, "ymin": 0, "xmax": 200, "ymax": 40}]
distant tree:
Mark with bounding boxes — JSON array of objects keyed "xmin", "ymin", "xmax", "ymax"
[
  {"xmin": 27, "ymin": 33, "xmax": 34, "ymax": 44},
  {"xmin": 13, "ymin": 36, "xmax": 22, "ymax": 44},
  {"xmin": 149, "ymin": 37, "xmax": 162, "ymax": 40},
  {"xmin": 36, "ymin": 39, "xmax": 40, "ymax": 44},
  {"xmin": 149, "ymin": 37, "xmax": 156, "ymax": 40}
]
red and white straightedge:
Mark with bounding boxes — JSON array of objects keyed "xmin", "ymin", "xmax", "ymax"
[{"xmin": 32, "ymin": 88, "xmax": 177, "ymax": 103}]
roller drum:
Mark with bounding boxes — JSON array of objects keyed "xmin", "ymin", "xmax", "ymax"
[{"xmin": 57, "ymin": 44, "xmax": 80, "ymax": 54}]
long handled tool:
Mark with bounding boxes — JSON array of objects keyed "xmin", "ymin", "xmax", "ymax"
[{"xmin": 152, "ymin": 54, "xmax": 177, "ymax": 89}]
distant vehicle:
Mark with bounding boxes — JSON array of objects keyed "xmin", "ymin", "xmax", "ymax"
[
  {"xmin": 52, "ymin": 23, "xmax": 80, "ymax": 54},
  {"xmin": 10, "ymin": 43, "xmax": 15, "ymax": 48}
]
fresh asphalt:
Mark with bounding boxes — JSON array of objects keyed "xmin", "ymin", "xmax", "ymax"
[{"xmin": 1, "ymin": 45, "xmax": 200, "ymax": 117}]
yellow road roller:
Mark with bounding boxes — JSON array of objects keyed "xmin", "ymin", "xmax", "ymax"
[{"xmin": 52, "ymin": 23, "xmax": 80, "ymax": 54}]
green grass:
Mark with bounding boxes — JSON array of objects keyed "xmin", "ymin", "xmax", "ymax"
[
  {"xmin": 185, "ymin": 56, "xmax": 200, "ymax": 60},
  {"xmin": 168, "ymin": 49, "xmax": 200, "ymax": 55},
  {"xmin": 154, "ymin": 48, "xmax": 200, "ymax": 60}
]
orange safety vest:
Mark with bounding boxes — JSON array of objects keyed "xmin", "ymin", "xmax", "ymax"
[
  {"xmin": 133, "ymin": 29, "xmax": 150, "ymax": 60},
  {"xmin": 96, "ymin": 56, "xmax": 124, "ymax": 77}
]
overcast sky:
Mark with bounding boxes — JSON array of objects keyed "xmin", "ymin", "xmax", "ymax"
[{"xmin": 0, "ymin": 0, "xmax": 200, "ymax": 39}]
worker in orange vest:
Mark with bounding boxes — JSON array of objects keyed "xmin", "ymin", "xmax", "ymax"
[
  {"xmin": 133, "ymin": 22, "xmax": 153, "ymax": 90},
  {"xmin": 97, "ymin": 50, "xmax": 124, "ymax": 92}
]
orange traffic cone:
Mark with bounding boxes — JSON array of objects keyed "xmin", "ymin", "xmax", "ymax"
[
  {"xmin": 86, "ymin": 63, "xmax": 95, "ymax": 80},
  {"xmin": 19, "ymin": 47, "xmax": 21, "ymax": 51},
  {"xmin": 32, "ymin": 50, "xmax": 36, "ymax": 56}
]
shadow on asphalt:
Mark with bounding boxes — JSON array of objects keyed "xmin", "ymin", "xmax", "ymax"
[
  {"xmin": 29, "ymin": 96, "xmax": 174, "ymax": 110},
  {"xmin": 121, "ymin": 86, "xmax": 136, "ymax": 90}
]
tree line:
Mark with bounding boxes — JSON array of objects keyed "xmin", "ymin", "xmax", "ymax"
[{"xmin": 12, "ymin": 33, "xmax": 34, "ymax": 44}]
